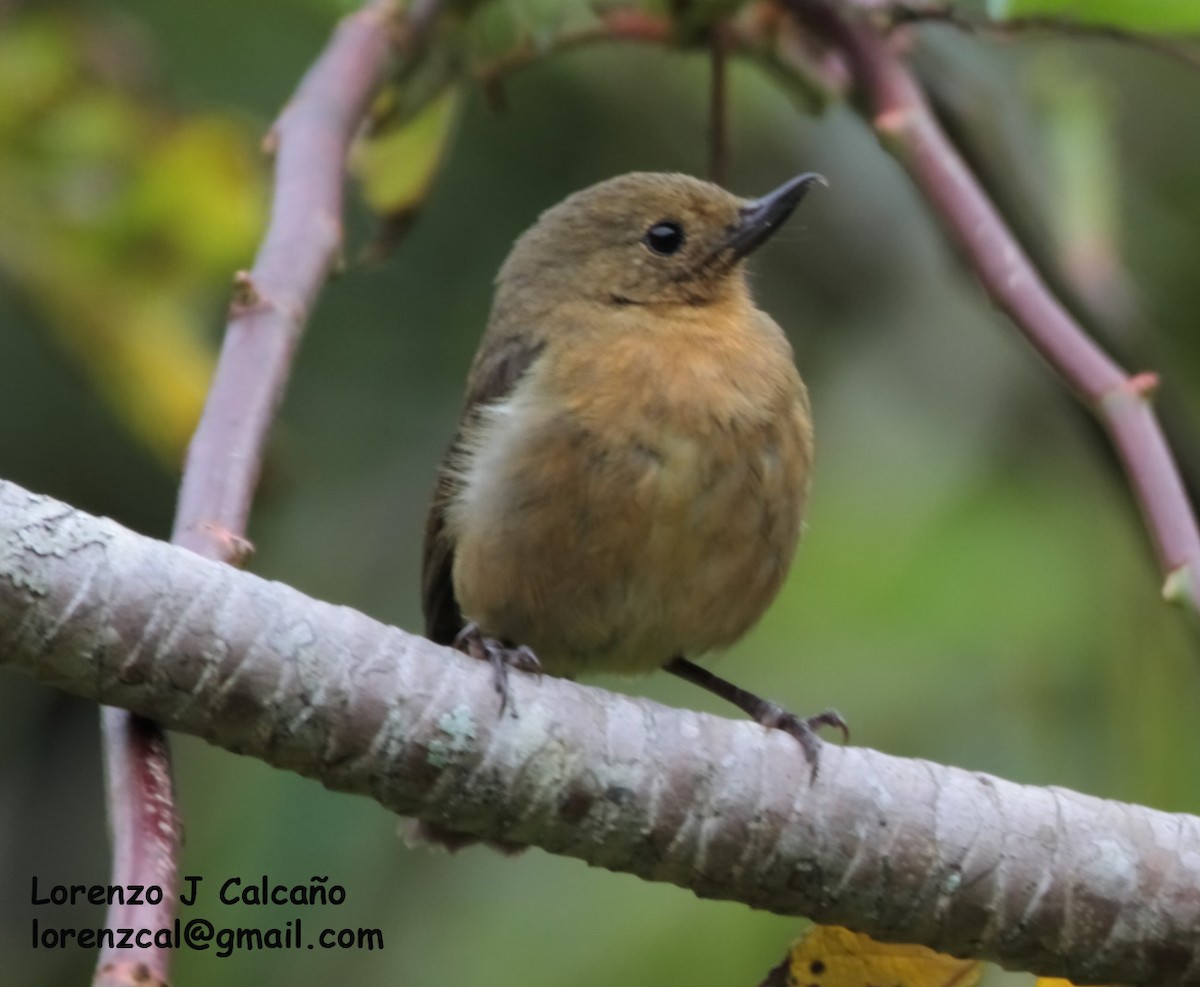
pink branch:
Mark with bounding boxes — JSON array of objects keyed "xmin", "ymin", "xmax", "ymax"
[
  {"xmin": 784, "ymin": 0, "xmax": 1200, "ymax": 613},
  {"xmin": 172, "ymin": 1, "xmax": 399, "ymax": 558},
  {"xmin": 96, "ymin": 3, "xmax": 402, "ymax": 985},
  {"xmin": 93, "ymin": 710, "xmax": 181, "ymax": 987}
]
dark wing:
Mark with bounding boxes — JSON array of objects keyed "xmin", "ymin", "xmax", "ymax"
[{"xmin": 421, "ymin": 332, "xmax": 545, "ymax": 644}]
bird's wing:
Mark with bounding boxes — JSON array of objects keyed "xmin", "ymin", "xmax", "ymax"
[{"xmin": 421, "ymin": 332, "xmax": 546, "ymax": 644}]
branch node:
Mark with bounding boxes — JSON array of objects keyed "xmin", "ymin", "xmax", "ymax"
[
  {"xmin": 1128, "ymin": 370, "xmax": 1161, "ymax": 399},
  {"xmin": 195, "ymin": 522, "xmax": 256, "ymax": 567},
  {"xmin": 230, "ymin": 270, "xmax": 264, "ymax": 312},
  {"xmin": 874, "ymin": 105, "xmax": 911, "ymax": 135},
  {"xmin": 331, "ymin": 244, "xmax": 349, "ymax": 278},
  {"xmin": 261, "ymin": 126, "xmax": 280, "ymax": 159},
  {"xmin": 1099, "ymin": 370, "xmax": 1161, "ymax": 414},
  {"xmin": 94, "ymin": 959, "xmax": 166, "ymax": 987},
  {"xmin": 1163, "ymin": 563, "xmax": 1195, "ymax": 606}
]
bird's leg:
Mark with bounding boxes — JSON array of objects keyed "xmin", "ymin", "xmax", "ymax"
[
  {"xmin": 664, "ymin": 657, "xmax": 847, "ymax": 778},
  {"xmin": 453, "ymin": 622, "xmax": 542, "ymax": 717}
]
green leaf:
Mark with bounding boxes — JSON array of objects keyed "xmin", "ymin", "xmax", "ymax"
[
  {"xmin": 988, "ymin": 0, "xmax": 1200, "ymax": 32},
  {"xmin": 350, "ymin": 84, "xmax": 461, "ymax": 219}
]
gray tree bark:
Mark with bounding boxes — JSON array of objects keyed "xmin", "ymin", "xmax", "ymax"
[{"xmin": 2, "ymin": 477, "xmax": 1198, "ymax": 985}]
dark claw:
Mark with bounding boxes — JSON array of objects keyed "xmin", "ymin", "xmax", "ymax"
[
  {"xmin": 804, "ymin": 709, "xmax": 850, "ymax": 745},
  {"xmin": 509, "ymin": 645, "xmax": 542, "ymax": 677},
  {"xmin": 452, "ymin": 622, "xmax": 541, "ymax": 717},
  {"xmin": 756, "ymin": 703, "xmax": 849, "ymax": 781}
]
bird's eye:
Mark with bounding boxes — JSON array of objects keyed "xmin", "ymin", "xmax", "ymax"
[{"xmin": 644, "ymin": 221, "xmax": 685, "ymax": 256}]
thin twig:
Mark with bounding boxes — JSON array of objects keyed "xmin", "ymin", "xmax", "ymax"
[
  {"xmin": 709, "ymin": 25, "xmax": 730, "ymax": 185},
  {"xmin": 474, "ymin": 9, "xmax": 672, "ymax": 96},
  {"xmin": 94, "ymin": 3, "xmax": 405, "ymax": 985},
  {"xmin": 780, "ymin": 0, "xmax": 1200, "ymax": 618}
]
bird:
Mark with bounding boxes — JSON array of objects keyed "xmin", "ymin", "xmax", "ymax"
[{"xmin": 421, "ymin": 171, "xmax": 844, "ymax": 789}]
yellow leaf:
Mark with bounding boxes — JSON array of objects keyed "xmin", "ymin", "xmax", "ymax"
[
  {"xmin": 128, "ymin": 115, "xmax": 266, "ymax": 273},
  {"xmin": 350, "ymin": 84, "xmax": 460, "ymax": 218},
  {"xmin": 771, "ymin": 925, "xmax": 983, "ymax": 987},
  {"xmin": 11, "ymin": 256, "xmax": 215, "ymax": 466},
  {"xmin": 0, "ymin": 10, "xmax": 265, "ymax": 465}
]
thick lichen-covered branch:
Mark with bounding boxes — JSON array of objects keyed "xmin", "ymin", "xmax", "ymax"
[{"xmin": 4, "ymin": 480, "xmax": 1198, "ymax": 986}]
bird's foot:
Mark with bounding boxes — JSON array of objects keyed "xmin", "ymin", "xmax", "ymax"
[
  {"xmin": 663, "ymin": 656, "xmax": 848, "ymax": 781},
  {"xmin": 452, "ymin": 622, "xmax": 542, "ymax": 717},
  {"xmin": 752, "ymin": 702, "xmax": 849, "ymax": 780}
]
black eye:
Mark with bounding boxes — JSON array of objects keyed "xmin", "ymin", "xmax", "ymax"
[{"xmin": 644, "ymin": 221, "xmax": 685, "ymax": 256}]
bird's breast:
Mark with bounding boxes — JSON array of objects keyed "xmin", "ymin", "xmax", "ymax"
[{"xmin": 447, "ymin": 313, "xmax": 812, "ymax": 677}]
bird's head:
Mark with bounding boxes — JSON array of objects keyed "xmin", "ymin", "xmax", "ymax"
[{"xmin": 496, "ymin": 171, "xmax": 824, "ymax": 310}]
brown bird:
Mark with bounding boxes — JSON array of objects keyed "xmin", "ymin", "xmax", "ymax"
[{"xmin": 422, "ymin": 171, "xmax": 844, "ymax": 777}]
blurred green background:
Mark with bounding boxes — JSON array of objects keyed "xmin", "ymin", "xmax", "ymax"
[{"xmin": 3, "ymin": 1, "xmax": 1200, "ymax": 985}]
